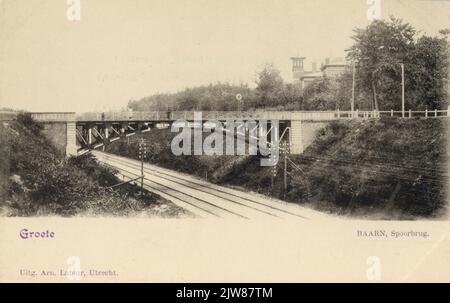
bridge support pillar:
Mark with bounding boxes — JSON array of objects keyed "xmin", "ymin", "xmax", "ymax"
[
  {"xmin": 66, "ymin": 122, "xmax": 78, "ymax": 156},
  {"xmin": 104, "ymin": 123, "xmax": 112, "ymax": 139},
  {"xmin": 121, "ymin": 122, "xmax": 128, "ymax": 136},
  {"xmin": 289, "ymin": 120, "xmax": 304, "ymax": 154},
  {"xmin": 137, "ymin": 122, "xmax": 144, "ymax": 133},
  {"xmin": 88, "ymin": 126, "xmax": 93, "ymax": 145},
  {"xmin": 102, "ymin": 123, "xmax": 111, "ymax": 146}
]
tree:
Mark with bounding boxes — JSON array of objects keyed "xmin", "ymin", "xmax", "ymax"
[
  {"xmin": 347, "ymin": 17, "xmax": 416, "ymax": 110},
  {"xmin": 278, "ymin": 83, "xmax": 304, "ymax": 110},
  {"xmin": 255, "ymin": 63, "xmax": 284, "ymax": 108},
  {"xmin": 302, "ymin": 72, "xmax": 367, "ymax": 111},
  {"xmin": 347, "ymin": 17, "xmax": 449, "ymax": 110},
  {"xmin": 411, "ymin": 33, "xmax": 449, "ymax": 109}
]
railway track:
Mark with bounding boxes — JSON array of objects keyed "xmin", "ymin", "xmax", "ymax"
[{"xmin": 92, "ymin": 150, "xmax": 328, "ymax": 219}]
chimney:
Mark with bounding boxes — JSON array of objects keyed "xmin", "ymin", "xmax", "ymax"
[
  {"xmin": 291, "ymin": 57, "xmax": 305, "ymax": 72},
  {"xmin": 325, "ymin": 58, "xmax": 330, "ymax": 65}
]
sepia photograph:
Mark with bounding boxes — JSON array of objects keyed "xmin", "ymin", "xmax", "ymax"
[{"xmin": 0, "ymin": 0, "xmax": 449, "ymax": 284}]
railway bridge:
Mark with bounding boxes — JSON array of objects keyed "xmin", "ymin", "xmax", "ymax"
[
  {"xmin": 9, "ymin": 108, "xmax": 450, "ymax": 157},
  {"xmin": 24, "ymin": 110, "xmax": 349, "ymax": 156}
]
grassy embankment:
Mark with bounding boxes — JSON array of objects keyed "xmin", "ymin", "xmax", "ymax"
[
  {"xmin": 0, "ymin": 115, "xmax": 191, "ymax": 217},
  {"xmin": 106, "ymin": 118, "xmax": 448, "ymax": 219}
]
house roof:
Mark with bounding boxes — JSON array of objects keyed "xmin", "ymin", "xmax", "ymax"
[{"xmin": 300, "ymin": 71, "xmax": 323, "ymax": 79}]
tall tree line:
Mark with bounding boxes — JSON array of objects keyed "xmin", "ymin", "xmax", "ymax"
[{"xmin": 128, "ymin": 18, "xmax": 449, "ymax": 112}]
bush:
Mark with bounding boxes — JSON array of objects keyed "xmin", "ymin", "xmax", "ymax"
[
  {"xmin": 104, "ymin": 119, "xmax": 448, "ymax": 219},
  {"xmin": 68, "ymin": 153, "xmax": 118, "ymax": 187},
  {"xmin": 0, "ymin": 119, "xmax": 163, "ymax": 216},
  {"xmin": 16, "ymin": 113, "xmax": 42, "ymax": 135}
]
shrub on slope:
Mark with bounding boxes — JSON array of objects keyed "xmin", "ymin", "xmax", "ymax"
[
  {"xmin": 288, "ymin": 118, "xmax": 448, "ymax": 218},
  {"xmin": 0, "ymin": 116, "xmax": 168, "ymax": 216},
  {"xmin": 104, "ymin": 118, "xmax": 448, "ymax": 219}
]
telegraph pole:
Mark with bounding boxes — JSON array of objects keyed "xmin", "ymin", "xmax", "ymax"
[
  {"xmin": 401, "ymin": 63, "xmax": 405, "ymax": 118},
  {"xmin": 138, "ymin": 139, "xmax": 147, "ymax": 199},
  {"xmin": 283, "ymin": 142, "xmax": 288, "ymax": 195},
  {"xmin": 102, "ymin": 112, "xmax": 106, "ymax": 151},
  {"xmin": 271, "ymin": 164, "xmax": 276, "ymax": 194}
]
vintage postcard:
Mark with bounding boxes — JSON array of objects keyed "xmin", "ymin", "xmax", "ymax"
[{"xmin": 0, "ymin": 0, "xmax": 449, "ymax": 284}]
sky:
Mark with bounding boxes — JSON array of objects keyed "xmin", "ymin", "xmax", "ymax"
[{"xmin": 0, "ymin": 0, "xmax": 449, "ymax": 113}]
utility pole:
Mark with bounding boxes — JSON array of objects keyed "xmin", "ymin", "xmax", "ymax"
[
  {"xmin": 283, "ymin": 143, "xmax": 287, "ymax": 198},
  {"xmin": 351, "ymin": 61, "xmax": 356, "ymax": 117},
  {"xmin": 271, "ymin": 163, "xmax": 276, "ymax": 194},
  {"xmin": 401, "ymin": 63, "xmax": 405, "ymax": 118},
  {"xmin": 138, "ymin": 139, "xmax": 147, "ymax": 199},
  {"xmin": 102, "ymin": 112, "xmax": 106, "ymax": 152},
  {"xmin": 283, "ymin": 142, "xmax": 288, "ymax": 195}
]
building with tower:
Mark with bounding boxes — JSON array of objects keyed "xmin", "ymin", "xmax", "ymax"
[
  {"xmin": 290, "ymin": 57, "xmax": 322, "ymax": 90},
  {"xmin": 291, "ymin": 56, "xmax": 349, "ymax": 90}
]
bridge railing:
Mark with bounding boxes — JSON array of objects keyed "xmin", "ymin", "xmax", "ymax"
[
  {"xmin": 335, "ymin": 109, "xmax": 450, "ymax": 119},
  {"xmin": 30, "ymin": 112, "xmax": 76, "ymax": 122},
  {"xmin": 76, "ymin": 111, "xmax": 163, "ymax": 121},
  {"xmin": 75, "ymin": 108, "xmax": 450, "ymax": 122},
  {"xmin": 378, "ymin": 109, "xmax": 449, "ymax": 118},
  {"xmin": 76, "ymin": 111, "xmax": 343, "ymax": 121}
]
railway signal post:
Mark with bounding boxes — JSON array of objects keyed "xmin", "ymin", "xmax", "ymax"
[
  {"xmin": 138, "ymin": 139, "xmax": 147, "ymax": 199},
  {"xmin": 283, "ymin": 141, "xmax": 289, "ymax": 194},
  {"xmin": 271, "ymin": 160, "xmax": 277, "ymax": 194}
]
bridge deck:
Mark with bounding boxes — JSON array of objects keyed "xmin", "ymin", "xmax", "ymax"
[
  {"xmin": 75, "ymin": 111, "xmax": 338, "ymax": 122},
  {"xmin": 7, "ymin": 109, "xmax": 448, "ymax": 123}
]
